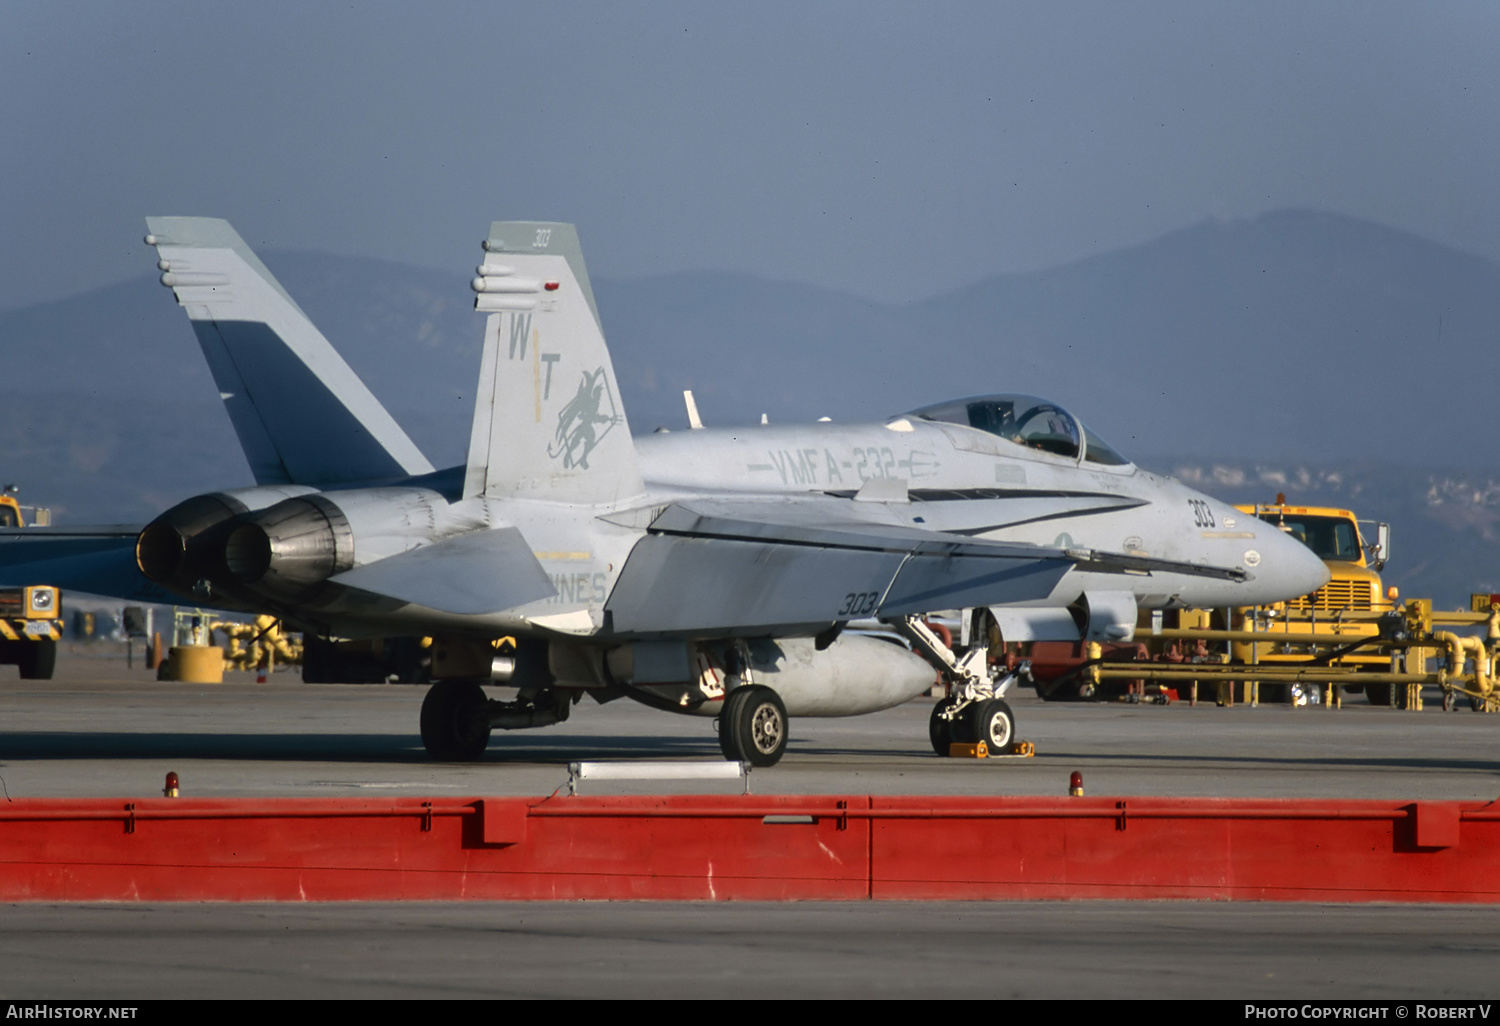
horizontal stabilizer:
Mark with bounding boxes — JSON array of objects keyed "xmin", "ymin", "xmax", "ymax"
[
  {"xmin": 329, "ymin": 527, "xmax": 556, "ymax": 615},
  {"xmin": 146, "ymin": 217, "xmax": 434, "ymax": 487},
  {"xmin": 0, "ymin": 528, "xmax": 175, "ymax": 602}
]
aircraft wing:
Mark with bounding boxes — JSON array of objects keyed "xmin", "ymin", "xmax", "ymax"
[
  {"xmin": 604, "ymin": 497, "xmax": 1249, "ymax": 635},
  {"xmin": 0, "ymin": 527, "xmax": 177, "ymax": 602},
  {"xmin": 603, "ymin": 498, "xmax": 1070, "ymax": 634}
]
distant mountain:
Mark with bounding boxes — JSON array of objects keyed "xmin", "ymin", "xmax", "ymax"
[{"xmin": 2, "ymin": 208, "xmax": 1497, "ymax": 606}]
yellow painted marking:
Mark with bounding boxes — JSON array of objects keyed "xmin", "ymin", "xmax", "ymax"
[
  {"xmin": 534, "ymin": 551, "xmax": 592, "ymax": 561},
  {"xmin": 1201, "ymin": 531, "xmax": 1255, "ymax": 539}
]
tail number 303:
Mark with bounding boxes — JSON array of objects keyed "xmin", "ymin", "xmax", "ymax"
[{"xmin": 838, "ymin": 591, "xmax": 880, "ymax": 616}]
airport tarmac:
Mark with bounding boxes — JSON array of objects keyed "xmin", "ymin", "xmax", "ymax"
[
  {"xmin": 3, "ymin": 647, "xmax": 1497, "ymax": 802},
  {"xmin": 3, "ymin": 647, "xmax": 1499, "ymax": 1000}
]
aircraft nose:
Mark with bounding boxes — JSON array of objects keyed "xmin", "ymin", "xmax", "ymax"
[{"xmin": 1254, "ymin": 518, "xmax": 1330, "ymax": 602}]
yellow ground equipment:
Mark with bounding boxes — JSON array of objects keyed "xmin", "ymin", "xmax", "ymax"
[
  {"xmin": 1227, "ymin": 497, "xmax": 1395, "ymax": 704},
  {"xmin": 0, "ymin": 491, "xmax": 62, "ymax": 679},
  {"xmin": 1084, "ymin": 598, "xmax": 1500, "ymax": 713},
  {"xmin": 211, "ymin": 615, "xmax": 303, "ymax": 672}
]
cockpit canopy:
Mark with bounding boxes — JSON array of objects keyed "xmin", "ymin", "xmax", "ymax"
[{"xmin": 908, "ymin": 394, "xmax": 1130, "ymax": 466}]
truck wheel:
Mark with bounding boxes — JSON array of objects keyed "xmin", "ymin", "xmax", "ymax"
[
  {"xmin": 1364, "ymin": 682, "xmax": 1393, "ymax": 707},
  {"xmin": 18, "ymin": 639, "xmax": 56, "ymax": 680}
]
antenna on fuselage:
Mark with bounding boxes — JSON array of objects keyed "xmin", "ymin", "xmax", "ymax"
[{"xmin": 683, "ymin": 390, "xmax": 704, "ymax": 430}]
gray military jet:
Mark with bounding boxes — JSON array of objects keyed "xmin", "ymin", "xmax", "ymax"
[{"xmin": 0, "ymin": 218, "xmax": 1327, "ymax": 766}]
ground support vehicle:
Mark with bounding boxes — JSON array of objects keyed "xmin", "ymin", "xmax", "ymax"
[
  {"xmin": 1223, "ymin": 500, "xmax": 1394, "ymax": 704},
  {"xmin": 0, "ymin": 584, "xmax": 61, "ymax": 679},
  {"xmin": 0, "ymin": 493, "xmax": 61, "ymax": 679}
]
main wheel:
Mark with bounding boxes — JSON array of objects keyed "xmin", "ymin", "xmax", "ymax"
[
  {"xmin": 1365, "ymin": 681, "xmax": 1394, "ymax": 707},
  {"xmin": 420, "ymin": 681, "xmax": 492, "ymax": 761},
  {"xmin": 718, "ymin": 685, "xmax": 788, "ymax": 767},
  {"xmin": 967, "ymin": 698, "xmax": 1016, "ymax": 755},
  {"xmin": 18, "ymin": 638, "xmax": 56, "ymax": 680},
  {"xmin": 928, "ymin": 696, "xmax": 961, "ymax": 755}
]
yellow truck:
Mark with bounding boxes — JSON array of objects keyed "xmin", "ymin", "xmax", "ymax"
[
  {"xmin": 1229, "ymin": 496, "xmax": 1396, "ymax": 704},
  {"xmin": 0, "ymin": 492, "xmax": 62, "ymax": 679}
]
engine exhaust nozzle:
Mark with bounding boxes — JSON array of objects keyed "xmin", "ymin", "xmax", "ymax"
[{"xmin": 224, "ymin": 495, "xmax": 353, "ymax": 598}]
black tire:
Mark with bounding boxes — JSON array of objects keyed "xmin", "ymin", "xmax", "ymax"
[
  {"xmin": 928, "ymin": 696, "xmax": 961, "ymax": 756},
  {"xmin": 18, "ymin": 638, "xmax": 56, "ymax": 680},
  {"xmin": 718, "ymin": 685, "xmax": 787, "ymax": 767},
  {"xmin": 1442, "ymin": 689, "xmax": 1457, "ymax": 713},
  {"xmin": 419, "ymin": 681, "xmax": 491, "ymax": 761},
  {"xmin": 717, "ymin": 687, "xmax": 752, "ymax": 759},
  {"xmin": 968, "ymin": 698, "xmax": 1016, "ymax": 755},
  {"xmin": 1365, "ymin": 681, "xmax": 1394, "ymax": 707}
]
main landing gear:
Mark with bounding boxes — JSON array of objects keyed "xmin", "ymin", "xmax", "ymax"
[
  {"xmin": 892, "ymin": 615, "xmax": 1019, "ymax": 756},
  {"xmin": 420, "ymin": 680, "xmax": 491, "ymax": 761},
  {"xmin": 717, "ymin": 684, "xmax": 788, "ymax": 767},
  {"xmin": 418, "ymin": 680, "xmax": 576, "ymax": 761}
]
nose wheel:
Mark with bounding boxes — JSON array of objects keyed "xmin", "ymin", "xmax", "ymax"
[
  {"xmin": 930, "ymin": 695, "xmax": 1017, "ymax": 755},
  {"xmin": 718, "ymin": 685, "xmax": 788, "ymax": 767},
  {"xmin": 929, "ymin": 695, "xmax": 961, "ymax": 755},
  {"xmin": 965, "ymin": 697, "xmax": 1016, "ymax": 754}
]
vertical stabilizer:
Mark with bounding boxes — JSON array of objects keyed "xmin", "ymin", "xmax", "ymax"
[
  {"xmin": 464, "ymin": 222, "xmax": 644, "ymax": 504},
  {"xmin": 145, "ymin": 217, "xmax": 434, "ymax": 486}
]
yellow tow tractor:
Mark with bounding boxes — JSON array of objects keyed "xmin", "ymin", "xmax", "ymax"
[
  {"xmin": 1228, "ymin": 496, "xmax": 1396, "ymax": 704},
  {"xmin": 0, "ymin": 489, "xmax": 63, "ymax": 679}
]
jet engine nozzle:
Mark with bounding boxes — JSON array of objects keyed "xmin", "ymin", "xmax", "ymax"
[
  {"xmin": 225, "ymin": 495, "xmax": 354, "ymax": 598},
  {"xmin": 136, "ymin": 493, "xmax": 250, "ymax": 590}
]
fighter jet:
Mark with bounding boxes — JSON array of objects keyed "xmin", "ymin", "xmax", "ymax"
[{"xmin": 0, "ymin": 218, "xmax": 1328, "ymax": 766}]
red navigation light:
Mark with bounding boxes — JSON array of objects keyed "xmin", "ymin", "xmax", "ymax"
[{"xmin": 544, "ymin": 281, "xmax": 559, "ymax": 291}]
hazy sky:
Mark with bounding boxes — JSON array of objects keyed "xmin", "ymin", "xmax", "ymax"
[{"xmin": 3, "ymin": 1, "xmax": 1498, "ymax": 310}]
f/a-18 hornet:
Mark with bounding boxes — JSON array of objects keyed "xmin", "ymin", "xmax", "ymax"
[{"xmin": 0, "ymin": 218, "xmax": 1327, "ymax": 766}]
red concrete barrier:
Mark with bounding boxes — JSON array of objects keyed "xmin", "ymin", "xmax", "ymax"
[{"xmin": 1, "ymin": 794, "xmax": 1497, "ymax": 902}]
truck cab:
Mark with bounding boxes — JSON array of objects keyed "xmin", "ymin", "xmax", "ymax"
[
  {"xmin": 1238, "ymin": 500, "xmax": 1393, "ymax": 616},
  {"xmin": 1229, "ymin": 497, "xmax": 1394, "ymax": 703}
]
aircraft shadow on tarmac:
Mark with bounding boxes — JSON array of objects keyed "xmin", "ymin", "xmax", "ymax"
[
  {"xmin": 6, "ymin": 733, "xmax": 1493, "ymax": 776},
  {"xmin": 0, "ymin": 731, "xmax": 735, "ymax": 764},
  {"xmin": 1043, "ymin": 749, "xmax": 1500, "ymax": 774}
]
